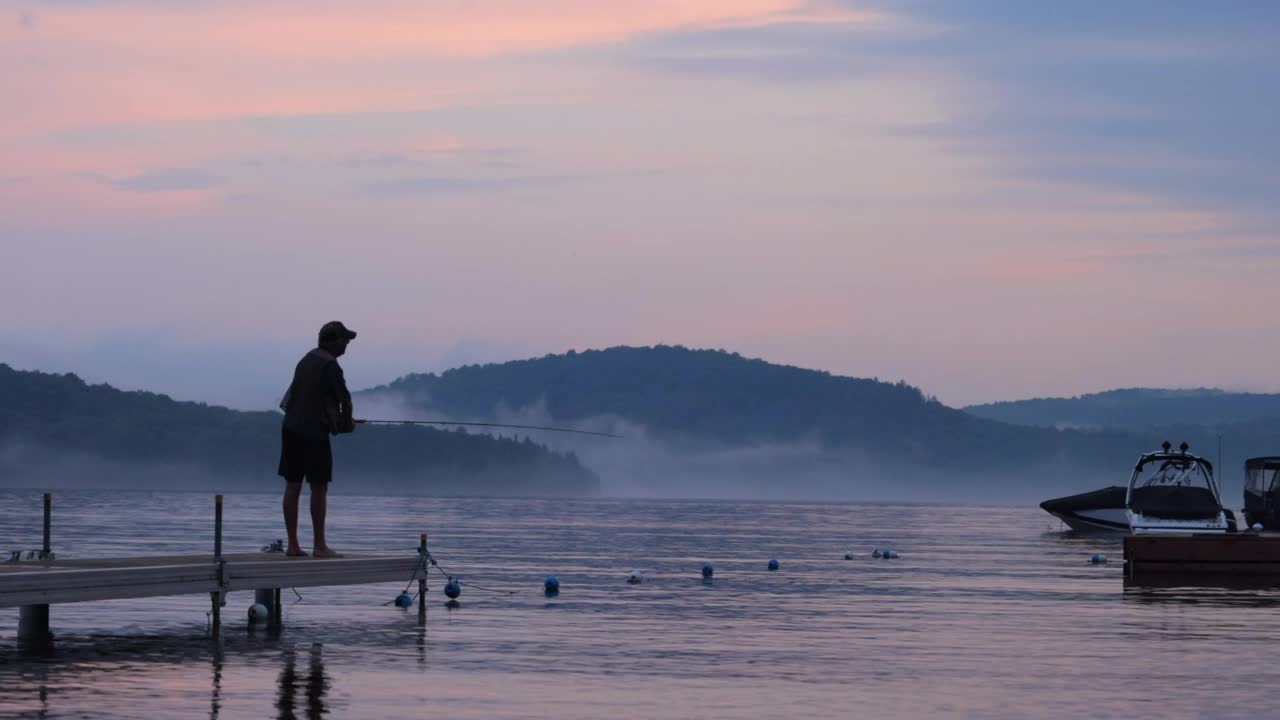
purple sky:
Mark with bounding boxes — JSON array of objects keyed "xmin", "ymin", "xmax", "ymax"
[{"xmin": 2, "ymin": 1, "xmax": 1277, "ymax": 409}]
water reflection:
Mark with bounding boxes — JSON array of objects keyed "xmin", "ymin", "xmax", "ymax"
[
  {"xmin": 1124, "ymin": 578, "xmax": 1280, "ymax": 607},
  {"xmin": 415, "ymin": 620, "xmax": 427, "ymax": 670},
  {"xmin": 209, "ymin": 646, "xmax": 223, "ymax": 720},
  {"xmin": 276, "ymin": 644, "xmax": 330, "ymax": 720}
]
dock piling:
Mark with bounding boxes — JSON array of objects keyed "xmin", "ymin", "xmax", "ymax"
[
  {"xmin": 211, "ymin": 495, "xmax": 224, "ymax": 637},
  {"xmin": 214, "ymin": 495, "xmax": 223, "ymax": 560},
  {"xmin": 418, "ymin": 533, "xmax": 428, "ymax": 621},
  {"xmin": 18, "ymin": 604, "xmax": 51, "ymax": 649},
  {"xmin": 42, "ymin": 493, "xmax": 51, "ymax": 559},
  {"xmin": 253, "ymin": 587, "xmax": 281, "ymax": 627},
  {"xmin": 18, "ymin": 493, "xmax": 53, "ymax": 650}
]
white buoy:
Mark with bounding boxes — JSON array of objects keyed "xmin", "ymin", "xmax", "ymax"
[
  {"xmin": 844, "ymin": 551, "xmax": 855, "ymax": 560},
  {"xmin": 248, "ymin": 603, "xmax": 270, "ymax": 622},
  {"xmin": 1253, "ymin": 523, "xmax": 1265, "ymax": 532},
  {"xmin": 627, "ymin": 570, "xmax": 644, "ymax": 584}
]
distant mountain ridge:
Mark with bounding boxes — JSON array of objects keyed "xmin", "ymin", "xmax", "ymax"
[
  {"xmin": 365, "ymin": 345, "xmax": 965, "ymax": 451},
  {"xmin": 0, "ymin": 363, "xmax": 599, "ymax": 495},
  {"xmin": 964, "ymin": 388, "xmax": 1280, "ymax": 431},
  {"xmin": 359, "ymin": 348, "xmax": 1280, "ymax": 499},
  {"xmin": 360, "ymin": 346, "xmax": 1154, "ymax": 473}
]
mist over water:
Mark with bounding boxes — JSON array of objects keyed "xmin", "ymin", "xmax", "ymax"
[
  {"xmin": 4, "ymin": 489, "xmax": 1280, "ymax": 719},
  {"xmin": 353, "ymin": 390, "xmax": 1134, "ymax": 503}
]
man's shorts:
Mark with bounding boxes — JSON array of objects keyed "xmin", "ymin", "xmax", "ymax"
[{"xmin": 278, "ymin": 425, "xmax": 333, "ymax": 484}]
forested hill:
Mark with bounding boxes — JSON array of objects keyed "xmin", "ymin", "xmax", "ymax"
[
  {"xmin": 964, "ymin": 388, "xmax": 1280, "ymax": 431},
  {"xmin": 366, "ymin": 345, "xmax": 954, "ymax": 443},
  {"xmin": 0, "ymin": 363, "xmax": 599, "ymax": 496},
  {"xmin": 360, "ymin": 346, "xmax": 1145, "ymax": 470}
]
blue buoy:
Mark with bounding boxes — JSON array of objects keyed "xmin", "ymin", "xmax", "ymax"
[
  {"xmin": 844, "ymin": 551, "xmax": 855, "ymax": 560},
  {"xmin": 1090, "ymin": 553, "xmax": 1107, "ymax": 564},
  {"xmin": 444, "ymin": 578, "xmax": 462, "ymax": 599},
  {"xmin": 544, "ymin": 575, "xmax": 560, "ymax": 595},
  {"xmin": 701, "ymin": 563, "xmax": 714, "ymax": 579},
  {"xmin": 882, "ymin": 549, "xmax": 899, "ymax": 559},
  {"xmin": 394, "ymin": 592, "xmax": 414, "ymax": 608},
  {"xmin": 767, "ymin": 559, "xmax": 779, "ymax": 571}
]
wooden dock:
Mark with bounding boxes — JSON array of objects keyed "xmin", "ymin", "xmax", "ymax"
[
  {"xmin": 0, "ymin": 552, "xmax": 422, "ymax": 608},
  {"xmin": 3, "ymin": 493, "xmax": 429, "ymax": 648},
  {"xmin": 1125, "ymin": 532, "xmax": 1280, "ymax": 581}
]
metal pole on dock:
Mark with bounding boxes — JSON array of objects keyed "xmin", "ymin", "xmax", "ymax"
[
  {"xmin": 19, "ymin": 493, "xmax": 53, "ymax": 650},
  {"xmin": 42, "ymin": 493, "xmax": 51, "ymax": 559},
  {"xmin": 418, "ymin": 533, "xmax": 428, "ymax": 622},
  {"xmin": 214, "ymin": 495, "xmax": 223, "ymax": 560},
  {"xmin": 211, "ymin": 495, "xmax": 224, "ymax": 638}
]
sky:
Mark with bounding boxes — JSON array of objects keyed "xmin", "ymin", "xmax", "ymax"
[{"xmin": 1, "ymin": 0, "xmax": 1278, "ymax": 410}]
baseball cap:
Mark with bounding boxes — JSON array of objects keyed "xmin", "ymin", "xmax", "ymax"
[{"xmin": 318, "ymin": 321, "xmax": 358, "ymax": 343}]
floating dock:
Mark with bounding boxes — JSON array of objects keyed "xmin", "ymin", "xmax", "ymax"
[
  {"xmin": 1124, "ymin": 532, "xmax": 1280, "ymax": 581},
  {"xmin": 2, "ymin": 494, "xmax": 428, "ymax": 648}
]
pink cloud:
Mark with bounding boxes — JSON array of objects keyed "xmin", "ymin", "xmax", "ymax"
[
  {"xmin": 1, "ymin": 1, "xmax": 873, "ymax": 132},
  {"xmin": 19, "ymin": 1, "xmax": 872, "ymax": 61}
]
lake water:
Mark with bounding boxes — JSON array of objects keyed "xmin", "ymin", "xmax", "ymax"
[{"xmin": 2, "ymin": 489, "xmax": 1279, "ymax": 719}]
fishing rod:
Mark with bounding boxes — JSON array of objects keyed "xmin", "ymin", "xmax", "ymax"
[{"xmin": 355, "ymin": 419, "xmax": 622, "ymax": 438}]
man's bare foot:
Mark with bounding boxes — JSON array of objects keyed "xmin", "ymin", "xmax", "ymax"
[
  {"xmin": 286, "ymin": 546, "xmax": 309, "ymax": 557},
  {"xmin": 313, "ymin": 547, "xmax": 343, "ymax": 558}
]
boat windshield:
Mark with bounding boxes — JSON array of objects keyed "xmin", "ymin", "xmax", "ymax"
[{"xmin": 1129, "ymin": 454, "xmax": 1221, "ymax": 520}]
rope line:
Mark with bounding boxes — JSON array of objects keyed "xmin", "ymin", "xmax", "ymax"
[
  {"xmin": 429, "ymin": 560, "xmax": 520, "ymax": 595},
  {"xmin": 381, "ymin": 553, "xmax": 430, "ymax": 605}
]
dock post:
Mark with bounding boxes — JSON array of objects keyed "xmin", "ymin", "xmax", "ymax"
[
  {"xmin": 214, "ymin": 494, "xmax": 223, "ymax": 560},
  {"xmin": 211, "ymin": 495, "xmax": 224, "ymax": 638},
  {"xmin": 19, "ymin": 493, "xmax": 53, "ymax": 649},
  {"xmin": 253, "ymin": 587, "xmax": 282, "ymax": 627},
  {"xmin": 42, "ymin": 493, "xmax": 51, "ymax": 559},
  {"xmin": 18, "ymin": 605, "xmax": 51, "ymax": 649},
  {"xmin": 418, "ymin": 533, "xmax": 428, "ymax": 622},
  {"xmin": 210, "ymin": 592, "xmax": 221, "ymax": 638}
]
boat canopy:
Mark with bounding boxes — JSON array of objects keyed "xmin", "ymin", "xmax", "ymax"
[
  {"xmin": 1133, "ymin": 451, "xmax": 1213, "ymax": 477},
  {"xmin": 1245, "ymin": 457, "xmax": 1280, "ymax": 495},
  {"xmin": 1128, "ymin": 451, "xmax": 1222, "ymax": 520}
]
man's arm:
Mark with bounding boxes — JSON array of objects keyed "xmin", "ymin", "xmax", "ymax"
[{"xmin": 326, "ymin": 362, "xmax": 356, "ymax": 434}]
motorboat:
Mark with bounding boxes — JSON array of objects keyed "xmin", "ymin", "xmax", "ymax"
[
  {"xmin": 1125, "ymin": 442, "xmax": 1228, "ymax": 534},
  {"xmin": 1041, "ymin": 442, "xmax": 1230, "ymax": 534},
  {"xmin": 1243, "ymin": 457, "xmax": 1280, "ymax": 529},
  {"xmin": 1039, "ymin": 486, "xmax": 1129, "ymax": 532}
]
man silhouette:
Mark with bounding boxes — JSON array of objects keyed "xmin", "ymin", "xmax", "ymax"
[{"xmin": 278, "ymin": 321, "xmax": 357, "ymax": 557}]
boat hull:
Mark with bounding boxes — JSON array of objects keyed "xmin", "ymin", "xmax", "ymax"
[
  {"xmin": 1046, "ymin": 507, "xmax": 1130, "ymax": 533},
  {"xmin": 1040, "ymin": 486, "xmax": 1129, "ymax": 533}
]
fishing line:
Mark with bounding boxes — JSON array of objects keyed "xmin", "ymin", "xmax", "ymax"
[{"xmin": 355, "ymin": 419, "xmax": 621, "ymax": 438}]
